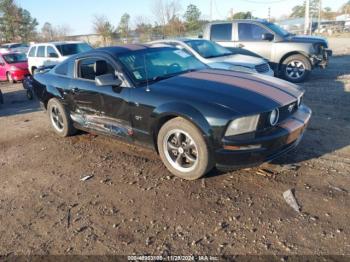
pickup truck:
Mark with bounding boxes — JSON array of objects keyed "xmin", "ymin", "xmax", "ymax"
[{"xmin": 202, "ymin": 20, "xmax": 332, "ymax": 83}]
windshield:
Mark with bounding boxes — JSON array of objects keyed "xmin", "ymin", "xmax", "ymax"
[
  {"xmin": 118, "ymin": 47, "xmax": 207, "ymax": 86},
  {"xmin": 264, "ymin": 22, "xmax": 291, "ymax": 37},
  {"xmin": 185, "ymin": 40, "xmax": 232, "ymax": 59},
  {"xmin": 2, "ymin": 53, "xmax": 27, "ymax": 64},
  {"xmin": 55, "ymin": 43, "xmax": 92, "ymax": 56}
]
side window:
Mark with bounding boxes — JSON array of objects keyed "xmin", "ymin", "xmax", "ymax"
[
  {"xmin": 37, "ymin": 46, "xmax": 46, "ymax": 57},
  {"xmin": 28, "ymin": 46, "xmax": 37, "ymax": 57},
  {"xmin": 238, "ymin": 23, "xmax": 269, "ymax": 41},
  {"xmin": 78, "ymin": 58, "xmax": 115, "ymax": 80},
  {"xmin": 55, "ymin": 62, "xmax": 69, "ymax": 76},
  {"xmin": 210, "ymin": 23, "xmax": 233, "ymax": 41},
  {"xmin": 47, "ymin": 46, "xmax": 59, "ymax": 58}
]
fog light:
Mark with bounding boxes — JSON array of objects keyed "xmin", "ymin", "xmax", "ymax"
[{"xmin": 269, "ymin": 108, "xmax": 279, "ymax": 126}]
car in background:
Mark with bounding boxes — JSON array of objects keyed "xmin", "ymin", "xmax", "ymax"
[
  {"xmin": 32, "ymin": 44, "xmax": 311, "ymax": 180},
  {"xmin": 0, "ymin": 52, "xmax": 29, "ymax": 83},
  {"xmin": 149, "ymin": 39, "xmax": 274, "ymax": 76},
  {"xmin": 202, "ymin": 20, "xmax": 332, "ymax": 83},
  {"xmin": 27, "ymin": 41, "xmax": 93, "ymax": 74},
  {"xmin": 0, "ymin": 43, "xmax": 29, "ymax": 54}
]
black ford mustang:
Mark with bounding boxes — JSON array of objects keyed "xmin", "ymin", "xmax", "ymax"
[{"xmin": 33, "ymin": 44, "xmax": 311, "ymax": 180}]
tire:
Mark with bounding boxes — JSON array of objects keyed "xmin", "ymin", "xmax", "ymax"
[
  {"xmin": 47, "ymin": 98, "xmax": 77, "ymax": 137},
  {"xmin": 26, "ymin": 89, "xmax": 33, "ymax": 100},
  {"xmin": 157, "ymin": 117, "xmax": 214, "ymax": 180},
  {"xmin": 7, "ymin": 72, "xmax": 14, "ymax": 84},
  {"xmin": 281, "ymin": 54, "xmax": 312, "ymax": 83}
]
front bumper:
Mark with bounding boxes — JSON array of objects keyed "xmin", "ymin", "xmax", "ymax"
[
  {"xmin": 312, "ymin": 48, "xmax": 332, "ymax": 69},
  {"xmin": 215, "ymin": 105, "xmax": 312, "ymax": 169},
  {"xmin": 11, "ymin": 69, "xmax": 30, "ymax": 81}
]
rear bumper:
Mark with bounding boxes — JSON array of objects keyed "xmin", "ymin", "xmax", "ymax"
[
  {"xmin": 215, "ymin": 105, "xmax": 312, "ymax": 169},
  {"xmin": 11, "ymin": 69, "xmax": 30, "ymax": 81}
]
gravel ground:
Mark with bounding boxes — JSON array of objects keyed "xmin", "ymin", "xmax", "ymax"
[{"xmin": 0, "ymin": 39, "xmax": 349, "ymax": 257}]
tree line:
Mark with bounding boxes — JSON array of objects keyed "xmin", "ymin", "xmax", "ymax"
[{"xmin": 1, "ymin": 0, "xmax": 350, "ymax": 44}]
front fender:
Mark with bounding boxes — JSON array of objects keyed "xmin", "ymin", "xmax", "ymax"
[{"xmin": 151, "ymin": 102, "xmax": 214, "ymax": 146}]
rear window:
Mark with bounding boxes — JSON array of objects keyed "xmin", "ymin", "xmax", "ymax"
[
  {"xmin": 210, "ymin": 23, "xmax": 233, "ymax": 41},
  {"xmin": 28, "ymin": 46, "xmax": 37, "ymax": 57},
  {"xmin": 37, "ymin": 46, "xmax": 46, "ymax": 57},
  {"xmin": 55, "ymin": 62, "xmax": 69, "ymax": 76},
  {"xmin": 3, "ymin": 53, "xmax": 27, "ymax": 64},
  {"xmin": 55, "ymin": 43, "xmax": 92, "ymax": 56}
]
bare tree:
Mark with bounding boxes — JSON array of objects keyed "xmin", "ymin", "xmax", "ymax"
[
  {"xmin": 92, "ymin": 15, "xmax": 114, "ymax": 46},
  {"xmin": 134, "ymin": 16, "xmax": 153, "ymax": 41},
  {"xmin": 151, "ymin": 0, "xmax": 182, "ymax": 37}
]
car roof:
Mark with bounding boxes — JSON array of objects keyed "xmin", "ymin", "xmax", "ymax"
[
  {"xmin": 92, "ymin": 44, "xmax": 171, "ymax": 57},
  {"xmin": 30, "ymin": 41, "xmax": 86, "ymax": 46},
  {"xmin": 208, "ymin": 19, "xmax": 268, "ymax": 25}
]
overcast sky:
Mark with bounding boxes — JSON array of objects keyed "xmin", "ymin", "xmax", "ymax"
[{"xmin": 17, "ymin": 0, "xmax": 346, "ymax": 35}]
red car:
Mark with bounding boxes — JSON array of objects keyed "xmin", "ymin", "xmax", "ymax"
[{"xmin": 0, "ymin": 52, "xmax": 29, "ymax": 83}]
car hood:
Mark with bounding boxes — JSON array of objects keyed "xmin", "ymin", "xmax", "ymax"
[
  {"xmin": 206, "ymin": 54, "xmax": 266, "ymax": 68},
  {"xmin": 286, "ymin": 35, "xmax": 328, "ymax": 45},
  {"xmin": 152, "ymin": 69, "xmax": 303, "ymax": 115}
]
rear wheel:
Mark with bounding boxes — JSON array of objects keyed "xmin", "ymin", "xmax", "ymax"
[
  {"xmin": 7, "ymin": 72, "xmax": 14, "ymax": 84},
  {"xmin": 281, "ymin": 54, "xmax": 311, "ymax": 83},
  {"xmin": 157, "ymin": 117, "xmax": 213, "ymax": 180},
  {"xmin": 47, "ymin": 98, "xmax": 76, "ymax": 137}
]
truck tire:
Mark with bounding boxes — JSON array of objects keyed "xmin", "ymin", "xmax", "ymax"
[{"xmin": 281, "ymin": 54, "xmax": 311, "ymax": 83}]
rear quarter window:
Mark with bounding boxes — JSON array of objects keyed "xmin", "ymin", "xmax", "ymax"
[
  {"xmin": 28, "ymin": 46, "xmax": 37, "ymax": 57},
  {"xmin": 210, "ymin": 23, "xmax": 233, "ymax": 41}
]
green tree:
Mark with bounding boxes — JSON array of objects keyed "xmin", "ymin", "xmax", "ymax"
[
  {"xmin": 184, "ymin": 4, "xmax": 201, "ymax": 32},
  {"xmin": 0, "ymin": 0, "xmax": 38, "ymax": 42},
  {"xmin": 228, "ymin": 11, "xmax": 252, "ymax": 20},
  {"xmin": 290, "ymin": 0, "xmax": 320, "ymax": 18},
  {"xmin": 118, "ymin": 13, "xmax": 131, "ymax": 40}
]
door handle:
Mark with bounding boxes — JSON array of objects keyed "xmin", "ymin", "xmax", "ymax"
[{"xmin": 238, "ymin": 43, "xmax": 245, "ymax": 48}]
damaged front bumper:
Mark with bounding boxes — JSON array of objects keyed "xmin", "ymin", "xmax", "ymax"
[{"xmin": 311, "ymin": 48, "xmax": 332, "ymax": 69}]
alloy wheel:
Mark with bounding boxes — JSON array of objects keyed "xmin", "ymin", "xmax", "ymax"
[
  {"xmin": 50, "ymin": 105, "xmax": 64, "ymax": 132},
  {"xmin": 286, "ymin": 60, "xmax": 306, "ymax": 80},
  {"xmin": 163, "ymin": 129, "xmax": 198, "ymax": 173}
]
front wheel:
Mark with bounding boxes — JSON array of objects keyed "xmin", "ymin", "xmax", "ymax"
[
  {"xmin": 157, "ymin": 117, "xmax": 214, "ymax": 180},
  {"xmin": 47, "ymin": 98, "xmax": 76, "ymax": 137},
  {"xmin": 281, "ymin": 54, "xmax": 312, "ymax": 83}
]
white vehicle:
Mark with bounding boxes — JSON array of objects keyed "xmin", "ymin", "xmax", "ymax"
[
  {"xmin": 27, "ymin": 41, "xmax": 92, "ymax": 74},
  {"xmin": 150, "ymin": 38, "xmax": 274, "ymax": 76},
  {"xmin": 0, "ymin": 43, "xmax": 29, "ymax": 54}
]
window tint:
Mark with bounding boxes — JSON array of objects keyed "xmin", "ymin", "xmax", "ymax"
[
  {"xmin": 28, "ymin": 46, "xmax": 37, "ymax": 57},
  {"xmin": 210, "ymin": 23, "xmax": 232, "ymax": 41},
  {"xmin": 56, "ymin": 43, "xmax": 92, "ymax": 56},
  {"xmin": 55, "ymin": 62, "xmax": 69, "ymax": 76},
  {"xmin": 47, "ymin": 46, "xmax": 58, "ymax": 58},
  {"xmin": 78, "ymin": 58, "xmax": 114, "ymax": 80},
  {"xmin": 37, "ymin": 46, "xmax": 46, "ymax": 57},
  {"xmin": 238, "ymin": 23, "xmax": 269, "ymax": 41},
  {"xmin": 3, "ymin": 53, "xmax": 27, "ymax": 64}
]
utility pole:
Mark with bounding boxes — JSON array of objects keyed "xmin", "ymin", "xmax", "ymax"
[
  {"xmin": 210, "ymin": 0, "xmax": 213, "ymax": 21},
  {"xmin": 304, "ymin": 0, "xmax": 310, "ymax": 35},
  {"xmin": 268, "ymin": 7, "xmax": 271, "ymax": 22},
  {"xmin": 318, "ymin": 0, "xmax": 322, "ymax": 34}
]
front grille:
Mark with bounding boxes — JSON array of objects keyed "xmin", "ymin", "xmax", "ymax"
[
  {"xmin": 257, "ymin": 100, "xmax": 300, "ymax": 130},
  {"xmin": 255, "ymin": 63, "xmax": 270, "ymax": 73}
]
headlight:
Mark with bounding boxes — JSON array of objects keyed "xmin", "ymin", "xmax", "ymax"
[
  {"xmin": 225, "ymin": 115, "xmax": 260, "ymax": 136},
  {"xmin": 229, "ymin": 65, "xmax": 255, "ymax": 74},
  {"xmin": 269, "ymin": 108, "xmax": 279, "ymax": 126},
  {"xmin": 297, "ymin": 96, "xmax": 302, "ymax": 107}
]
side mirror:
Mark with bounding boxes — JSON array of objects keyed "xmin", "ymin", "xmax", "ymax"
[
  {"xmin": 95, "ymin": 73, "xmax": 122, "ymax": 87},
  {"xmin": 262, "ymin": 33, "xmax": 274, "ymax": 41},
  {"xmin": 49, "ymin": 53, "xmax": 59, "ymax": 58}
]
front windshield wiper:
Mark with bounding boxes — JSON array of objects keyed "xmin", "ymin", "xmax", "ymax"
[
  {"xmin": 139, "ymin": 69, "xmax": 199, "ymax": 85},
  {"xmin": 205, "ymin": 53, "xmax": 232, "ymax": 59}
]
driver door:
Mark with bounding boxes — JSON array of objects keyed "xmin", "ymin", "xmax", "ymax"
[{"xmin": 236, "ymin": 22, "xmax": 274, "ymax": 60}]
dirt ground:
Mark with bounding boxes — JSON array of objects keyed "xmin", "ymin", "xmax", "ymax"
[{"xmin": 0, "ymin": 39, "xmax": 350, "ymax": 257}]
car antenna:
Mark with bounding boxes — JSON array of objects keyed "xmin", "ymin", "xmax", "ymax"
[{"xmin": 143, "ymin": 54, "xmax": 150, "ymax": 92}]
